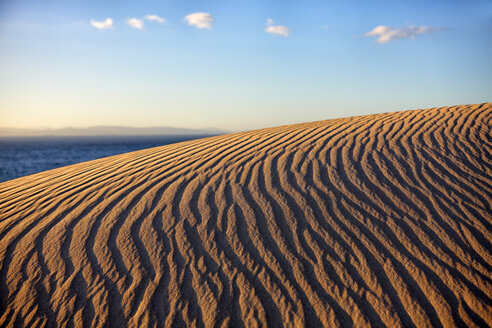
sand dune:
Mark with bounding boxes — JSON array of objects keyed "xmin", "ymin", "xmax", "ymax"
[{"xmin": 0, "ymin": 103, "xmax": 491, "ymax": 327}]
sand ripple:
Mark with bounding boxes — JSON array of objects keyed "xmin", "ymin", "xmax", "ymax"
[{"xmin": 1, "ymin": 104, "xmax": 491, "ymax": 327}]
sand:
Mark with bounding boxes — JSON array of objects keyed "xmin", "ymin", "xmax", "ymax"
[{"xmin": 0, "ymin": 103, "xmax": 491, "ymax": 327}]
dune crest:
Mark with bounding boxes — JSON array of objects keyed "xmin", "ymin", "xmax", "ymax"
[{"xmin": 1, "ymin": 104, "xmax": 491, "ymax": 327}]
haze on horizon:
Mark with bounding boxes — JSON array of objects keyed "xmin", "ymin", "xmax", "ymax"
[{"xmin": 0, "ymin": 0, "xmax": 490, "ymax": 131}]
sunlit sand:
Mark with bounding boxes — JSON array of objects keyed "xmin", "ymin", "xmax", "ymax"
[{"xmin": 1, "ymin": 103, "xmax": 491, "ymax": 327}]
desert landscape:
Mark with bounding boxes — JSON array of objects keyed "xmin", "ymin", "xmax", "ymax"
[{"xmin": 0, "ymin": 103, "xmax": 491, "ymax": 327}]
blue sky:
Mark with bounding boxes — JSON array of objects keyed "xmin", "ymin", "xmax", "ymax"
[{"xmin": 0, "ymin": 0, "xmax": 490, "ymax": 131}]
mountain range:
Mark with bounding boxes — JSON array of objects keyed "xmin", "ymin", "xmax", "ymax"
[{"xmin": 0, "ymin": 126, "xmax": 226, "ymax": 137}]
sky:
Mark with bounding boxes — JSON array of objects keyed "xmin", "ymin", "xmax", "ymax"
[{"xmin": 0, "ymin": 0, "xmax": 491, "ymax": 131}]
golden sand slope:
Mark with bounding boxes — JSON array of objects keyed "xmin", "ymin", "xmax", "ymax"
[{"xmin": 1, "ymin": 104, "xmax": 491, "ymax": 327}]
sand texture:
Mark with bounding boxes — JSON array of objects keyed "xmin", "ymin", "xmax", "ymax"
[{"xmin": 0, "ymin": 103, "xmax": 491, "ymax": 327}]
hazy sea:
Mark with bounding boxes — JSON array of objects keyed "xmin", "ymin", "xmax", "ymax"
[{"xmin": 0, "ymin": 135, "xmax": 211, "ymax": 183}]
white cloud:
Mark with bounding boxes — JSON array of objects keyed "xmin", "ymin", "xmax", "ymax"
[
  {"xmin": 127, "ymin": 18, "xmax": 144, "ymax": 29},
  {"xmin": 144, "ymin": 14, "xmax": 165, "ymax": 23},
  {"xmin": 365, "ymin": 25, "xmax": 444, "ymax": 43},
  {"xmin": 265, "ymin": 19, "xmax": 290, "ymax": 37},
  {"xmin": 183, "ymin": 12, "xmax": 213, "ymax": 29},
  {"xmin": 90, "ymin": 18, "xmax": 113, "ymax": 30}
]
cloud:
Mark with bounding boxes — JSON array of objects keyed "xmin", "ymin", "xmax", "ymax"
[
  {"xmin": 365, "ymin": 25, "xmax": 444, "ymax": 43},
  {"xmin": 183, "ymin": 12, "xmax": 213, "ymax": 29},
  {"xmin": 144, "ymin": 14, "xmax": 165, "ymax": 23},
  {"xmin": 90, "ymin": 18, "xmax": 113, "ymax": 30},
  {"xmin": 127, "ymin": 18, "xmax": 144, "ymax": 29},
  {"xmin": 265, "ymin": 19, "xmax": 290, "ymax": 37}
]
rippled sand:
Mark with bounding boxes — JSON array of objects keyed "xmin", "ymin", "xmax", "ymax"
[{"xmin": 1, "ymin": 103, "xmax": 491, "ymax": 327}]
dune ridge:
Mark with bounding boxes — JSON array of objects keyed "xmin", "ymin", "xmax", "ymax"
[{"xmin": 0, "ymin": 103, "xmax": 491, "ymax": 327}]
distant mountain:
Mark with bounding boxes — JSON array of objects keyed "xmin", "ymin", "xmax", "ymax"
[{"xmin": 0, "ymin": 126, "xmax": 227, "ymax": 137}]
